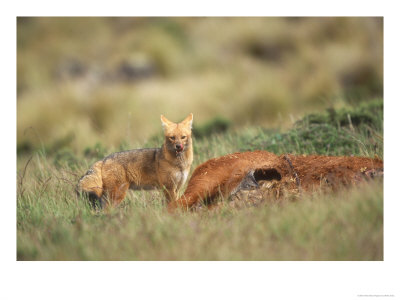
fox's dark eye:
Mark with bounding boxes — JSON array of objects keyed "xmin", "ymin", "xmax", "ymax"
[
  {"xmin": 181, "ymin": 136, "xmax": 186, "ymax": 139},
  {"xmin": 169, "ymin": 136, "xmax": 175, "ymax": 140}
]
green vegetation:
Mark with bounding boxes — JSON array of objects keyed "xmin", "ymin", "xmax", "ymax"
[
  {"xmin": 246, "ymin": 99, "xmax": 383, "ymax": 157},
  {"xmin": 17, "ymin": 100, "xmax": 383, "ymax": 260},
  {"xmin": 17, "ymin": 181, "xmax": 383, "ymax": 260}
]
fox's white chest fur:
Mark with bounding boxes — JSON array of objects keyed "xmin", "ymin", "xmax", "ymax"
[{"xmin": 173, "ymin": 169, "xmax": 189, "ymax": 187}]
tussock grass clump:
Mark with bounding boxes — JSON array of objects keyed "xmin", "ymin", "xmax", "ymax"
[
  {"xmin": 240, "ymin": 99, "xmax": 383, "ymax": 157},
  {"xmin": 192, "ymin": 116, "xmax": 231, "ymax": 139}
]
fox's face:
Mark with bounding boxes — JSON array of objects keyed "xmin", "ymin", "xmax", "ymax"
[{"xmin": 161, "ymin": 113, "xmax": 193, "ymax": 155}]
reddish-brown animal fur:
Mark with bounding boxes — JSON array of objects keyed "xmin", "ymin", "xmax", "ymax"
[{"xmin": 167, "ymin": 150, "xmax": 383, "ymax": 212}]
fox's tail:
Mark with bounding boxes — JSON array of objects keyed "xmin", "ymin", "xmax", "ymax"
[{"xmin": 76, "ymin": 160, "xmax": 104, "ymax": 207}]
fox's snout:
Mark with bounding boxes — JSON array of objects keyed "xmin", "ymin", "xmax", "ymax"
[{"xmin": 175, "ymin": 144, "xmax": 183, "ymax": 152}]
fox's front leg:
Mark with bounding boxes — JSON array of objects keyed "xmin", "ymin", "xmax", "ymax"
[{"xmin": 162, "ymin": 185, "xmax": 178, "ymax": 203}]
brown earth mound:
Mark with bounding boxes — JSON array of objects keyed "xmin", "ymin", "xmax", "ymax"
[{"xmin": 167, "ymin": 150, "xmax": 383, "ymax": 212}]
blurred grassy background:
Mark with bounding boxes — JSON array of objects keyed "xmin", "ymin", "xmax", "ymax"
[{"xmin": 17, "ymin": 17, "xmax": 383, "ymax": 155}]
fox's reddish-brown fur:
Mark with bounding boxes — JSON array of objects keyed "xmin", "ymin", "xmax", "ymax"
[
  {"xmin": 167, "ymin": 150, "xmax": 383, "ymax": 212},
  {"xmin": 77, "ymin": 114, "xmax": 194, "ymax": 208}
]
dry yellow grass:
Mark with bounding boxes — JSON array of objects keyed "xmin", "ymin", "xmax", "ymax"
[{"xmin": 17, "ymin": 17, "xmax": 383, "ymax": 154}]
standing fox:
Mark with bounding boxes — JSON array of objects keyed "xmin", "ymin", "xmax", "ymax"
[{"xmin": 76, "ymin": 113, "xmax": 193, "ymax": 208}]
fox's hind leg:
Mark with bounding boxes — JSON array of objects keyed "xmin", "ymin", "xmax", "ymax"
[
  {"xmin": 109, "ymin": 183, "xmax": 129, "ymax": 207},
  {"xmin": 101, "ymin": 162, "xmax": 131, "ymax": 207},
  {"xmin": 102, "ymin": 178, "xmax": 129, "ymax": 207}
]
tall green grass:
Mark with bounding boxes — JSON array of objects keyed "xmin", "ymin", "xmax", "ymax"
[{"xmin": 17, "ymin": 180, "xmax": 383, "ymax": 260}]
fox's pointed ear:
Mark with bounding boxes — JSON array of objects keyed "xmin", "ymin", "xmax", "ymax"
[
  {"xmin": 181, "ymin": 113, "xmax": 193, "ymax": 129},
  {"xmin": 161, "ymin": 115, "xmax": 174, "ymax": 130}
]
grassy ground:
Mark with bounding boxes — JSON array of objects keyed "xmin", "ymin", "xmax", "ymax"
[{"xmin": 16, "ymin": 99, "xmax": 383, "ymax": 260}]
